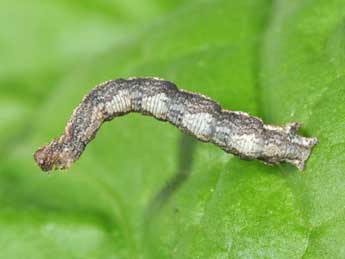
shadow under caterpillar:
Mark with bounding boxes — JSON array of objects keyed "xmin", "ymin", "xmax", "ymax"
[{"xmin": 34, "ymin": 77, "xmax": 317, "ymax": 172}]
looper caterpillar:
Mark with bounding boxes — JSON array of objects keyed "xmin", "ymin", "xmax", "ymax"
[{"xmin": 34, "ymin": 77, "xmax": 317, "ymax": 172}]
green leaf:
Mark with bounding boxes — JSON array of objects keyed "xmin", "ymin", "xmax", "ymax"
[
  {"xmin": 260, "ymin": 1, "xmax": 345, "ymax": 257},
  {"xmin": 1, "ymin": 0, "xmax": 344, "ymax": 258}
]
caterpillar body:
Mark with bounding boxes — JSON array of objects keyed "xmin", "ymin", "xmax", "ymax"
[{"xmin": 34, "ymin": 77, "xmax": 317, "ymax": 172}]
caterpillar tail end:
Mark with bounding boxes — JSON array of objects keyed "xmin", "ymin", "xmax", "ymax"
[
  {"xmin": 292, "ymin": 136, "xmax": 318, "ymax": 171},
  {"xmin": 284, "ymin": 122, "xmax": 318, "ymax": 171}
]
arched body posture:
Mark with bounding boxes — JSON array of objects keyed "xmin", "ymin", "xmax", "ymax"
[{"xmin": 34, "ymin": 77, "xmax": 317, "ymax": 172}]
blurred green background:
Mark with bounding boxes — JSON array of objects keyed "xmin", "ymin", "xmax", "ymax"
[{"xmin": 1, "ymin": 0, "xmax": 345, "ymax": 258}]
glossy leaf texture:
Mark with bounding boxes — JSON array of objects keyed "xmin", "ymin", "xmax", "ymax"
[{"xmin": 0, "ymin": 0, "xmax": 344, "ymax": 258}]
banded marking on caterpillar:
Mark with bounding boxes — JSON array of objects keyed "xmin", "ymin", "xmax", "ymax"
[{"xmin": 34, "ymin": 77, "xmax": 317, "ymax": 172}]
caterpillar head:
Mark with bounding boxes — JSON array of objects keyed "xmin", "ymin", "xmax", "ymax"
[{"xmin": 33, "ymin": 137, "xmax": 75, "ymax": 172}]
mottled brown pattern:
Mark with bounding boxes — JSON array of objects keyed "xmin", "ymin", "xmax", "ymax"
[{"xmin": 34, "ymin": 77, "xmax": 317, "ymax": 172}]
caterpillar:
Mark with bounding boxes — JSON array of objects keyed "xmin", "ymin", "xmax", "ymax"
[{"xmin": 34, "ymin": 77, "xmax": 317, "ymax": 172}]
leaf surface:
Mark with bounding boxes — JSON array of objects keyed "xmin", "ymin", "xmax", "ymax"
[{"xmin": 1, "ymin": 0, "xmax": 344, "ymax": 258}]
